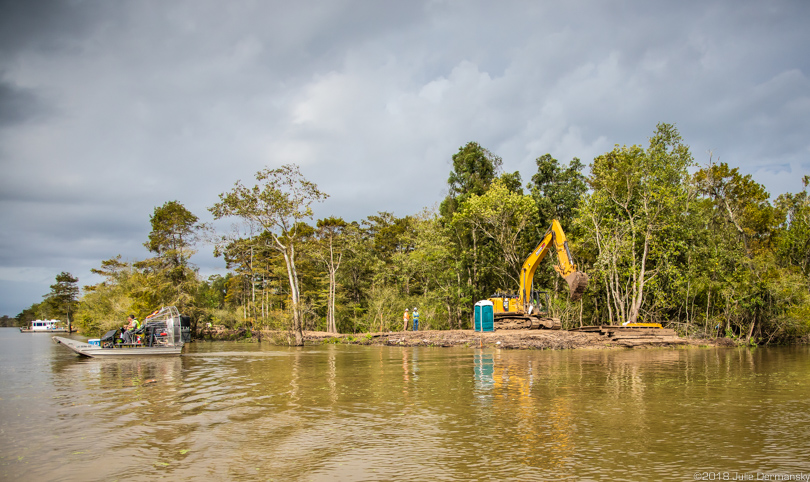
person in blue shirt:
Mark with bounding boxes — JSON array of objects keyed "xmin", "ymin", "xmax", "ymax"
[{"xmin": 412, "ymin": 308, "xmax": 419, "ymax": 331}]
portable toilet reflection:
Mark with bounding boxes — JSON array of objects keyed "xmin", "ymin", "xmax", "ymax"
[
  {"xmin": 474, "ymin": 352, "xmax": 494, "ymax": 389},
  {"xmin": 474, "ymin": 300, "xmax": 494, "ymax": 332}
]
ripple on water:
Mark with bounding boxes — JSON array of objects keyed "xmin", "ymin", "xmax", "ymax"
[{"xmin": 2, "ymin": 335, "xmax": 810, "ymax": 480}]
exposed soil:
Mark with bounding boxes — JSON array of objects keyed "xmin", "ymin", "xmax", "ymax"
[{"xmin": 196, "ymin": 327, "xmax": 724, "ymax": 349}]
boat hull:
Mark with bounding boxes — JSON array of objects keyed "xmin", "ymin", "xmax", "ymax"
[
  {"xmin": 21, "ymin": 328, "xmax": 70, "ymax": 333},
  {"xmin": 52, "ymin": 336, "xmax": 182, "ymax": 357}
]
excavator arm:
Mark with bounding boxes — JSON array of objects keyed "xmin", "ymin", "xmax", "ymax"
[{"xmin": 518, "ymin": 220, "xmax": 589, "ymax": 309}]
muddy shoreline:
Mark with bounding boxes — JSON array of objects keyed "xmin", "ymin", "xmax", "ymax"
[{"xmin": 195, "ymin": 328, "xmax": 734, "ymax": 349}]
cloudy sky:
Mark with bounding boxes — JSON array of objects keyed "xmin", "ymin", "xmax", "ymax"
[{"xmin": 1, "ymin": 0, "xmax": 808, "ymax": 316}]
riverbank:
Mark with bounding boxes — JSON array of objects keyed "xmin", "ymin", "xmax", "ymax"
[{"xmin": 195, "ymin": 327, "xmax": 733, "ymax": 349}]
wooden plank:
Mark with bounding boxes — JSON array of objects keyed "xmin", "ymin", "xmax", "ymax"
[
  {"xmin": 612, "ymin": 337, "xmax": 678, "ymax": 342},
  {"xmin": 606, "ymin": 329, "xmax": 677, "ymax": 337}
]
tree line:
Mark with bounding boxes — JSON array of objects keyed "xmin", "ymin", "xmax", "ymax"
[{"xmin": 14, "ymin": 124, "xmax": 810, "ymax": 345}]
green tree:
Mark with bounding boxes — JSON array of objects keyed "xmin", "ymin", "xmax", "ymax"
[
  {"xmin": 335, "ymin": 222, "xmax": 375, "ymax": 332},
  {"xmin": 688, "ymin": 160, "xmax": 802, "ymax": 342},
  {"xmin": 0, "ymin": 315, "xmax": 19, "ymax": 327},
  {"xmin": 210, "ymin": 164, "xmax": 328, "ymax": 346},
  {"xmin": 363, "ymin": 212, "xmax": 414, "ymax": 263},
  {"xmin": 135, "ymin": 201, "xmax": 201, "ymax": 319},
  {"xmin": 440, "ymin": 142, "xmax": 503, "ymax": 218},
  {"xmin": 528, "ymin": 154, "xmax": 588, "ymax": 298},
  {"xmin": 315, "ymin": 217, "xmax": 348, "ymax": 333},
  {"xmin": 694, "ymin": 161, "xmax": 777, "ymax": 256},
  {"xmin": 499, "ymin": 170, "xmax": 524, "ymax": 195},
  {"xmin": 16, "ymin": 302, "xmax": 46, "ymax": 326},
  {"xmin": 454, "ymin": 178, "xmax": 538, "ymax": 289},
  {"xmin": 776, "ymin": 175, "xmax": 810, "ymax": 278},
  {"xmin": 580, "ymin": 123, "xmax": 694, "ymax": 325},
  {"xmin": 405, "ymin": 209, "xmax": 460, "ymax": 328},
  {"xmin": 530, "ymin": 154, "xmax": 587, "ymax": 227},
  {"xmin": 144, "ymin": 200, "xmax": 200, "ymax": 274},
  {"xmin": 76, "ymin": 255, "xmax": 138, "ymax": 334},
  {"xmin": 43, "ymin": 272, "xmax": 80, "ymax": 331}
]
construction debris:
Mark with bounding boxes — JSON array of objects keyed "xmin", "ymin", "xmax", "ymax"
[{"xmin": 568, "ymin": 325, "xmax": 685, "ymax": 347}]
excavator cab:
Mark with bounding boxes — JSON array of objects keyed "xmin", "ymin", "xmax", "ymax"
[{"xmin": 527, "ymin": 290, "xmax": 549, "ymax": 315}]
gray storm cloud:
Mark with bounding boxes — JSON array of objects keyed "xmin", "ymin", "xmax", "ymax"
[{"xmin": 0, "ymin": 0, "xmax": 808, "ymax": 315}]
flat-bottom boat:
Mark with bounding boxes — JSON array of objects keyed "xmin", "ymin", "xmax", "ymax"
[
  {"xmin": 52, "ymin": 306, "xmax": 187, "ymax": 358},
  {"xmin": 52, "ymin": 337, "xmax": 183, "ymax": 357}
]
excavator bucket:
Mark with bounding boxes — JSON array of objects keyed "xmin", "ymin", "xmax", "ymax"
[{"xmin": 564, "ymin": 272, "xmax": 589, "ymax": 302}]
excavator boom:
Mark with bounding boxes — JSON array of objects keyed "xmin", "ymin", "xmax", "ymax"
[
  {"xmin": 518, "ymin": 220, "xmax": 589, "ymax": 305},
  {"xmin": 487, "ymin": 220, "xmax": 588, "ymax": 330}
]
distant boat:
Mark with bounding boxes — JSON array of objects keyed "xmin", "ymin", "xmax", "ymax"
[
  {"xmin": 20, "ymin": 320, "xmax": 70, "ymax": 333},
  {"xmin": 52, "ymin": 306, "xmax": 187, "ymax": 357}
]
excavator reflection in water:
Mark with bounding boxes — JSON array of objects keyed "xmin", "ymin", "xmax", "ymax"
[
  {"xmin": 474, "ymin": 352, "xmax": 575, "ymax": 471},
  {"xmin": 488, "ymin": 220, "xmax": 589, "ymax": 330}
]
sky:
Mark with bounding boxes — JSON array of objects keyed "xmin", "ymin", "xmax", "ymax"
[{"xmin": 1, "ymin": 0, "xmax": 808, "ymax": 317}]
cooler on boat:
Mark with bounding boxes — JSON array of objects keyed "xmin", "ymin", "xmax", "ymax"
[{"xmin": 88, "ymin": 338, "xmax": 100, "ymax": 346}]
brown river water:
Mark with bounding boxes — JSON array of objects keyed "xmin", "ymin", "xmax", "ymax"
[{"xmin": 1, "ymin": 328, "xmax": 809, "ymax": 481}]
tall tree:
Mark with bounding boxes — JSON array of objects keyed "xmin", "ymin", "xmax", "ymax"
[
  {"xmin": 315, "ymin": 217, "xmax": 348, "ymax": 333},
  {"xmin": 75, "ymin": 255, "xmax": 139, "ymax": 334},
  {"xmin": 528, "ymin": 155, "xmax": 588, "ymax": 296},
  {"xmin": 336, "ymin": 221, "xmax": 375, "ymax": 331},
  {"xmin": 136, "ymin": 201, "xmax": 201, "ymax": 315},
  {"xmin": 694, "ymin": 161, "xmax": 776, "ymax": 256},
  {"xmin": 530, "ymin": 154, "xmax": 587, "ymax": 227},
  {"xmin": 580, "ymin": 123, "xmax": 694, "ymax": 325},
  {"xmin": 406, "ymin": 209, "xmax": 460, "ymax": 328},
  {"xmin": 210, "ymin": 164, "xmax": 328, "ymax": 346},
  {"xmin": 145, "ymin": 200, "xmax": 200, "ymax": 273},
  {"xmin": 440, "ymin": 142, "xmax": 503, "ymax": 218},
  {"xmin": 776, "ymin": 175, "xmax": 810, "ymax": 279},
  {"xmin": 43, "ymin": 272, "xmax": 79, "ymax": 331},
  {"xmin": 454, "ymin": 179, "xmax": 537, "ymax": 289}
]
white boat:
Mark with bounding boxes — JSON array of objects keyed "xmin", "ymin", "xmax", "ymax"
[
  {"xmin": 52, "ymin": 306, "xmax": 187, "ymax": 357},
  {"xmin": 21, "ymin": 319, "xmax": 70, "ymax": 333}
]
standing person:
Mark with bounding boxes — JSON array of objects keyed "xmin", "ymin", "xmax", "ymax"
[
  {"xmin": 412, "ymin": 308, "xmax": 419, "ymax": 331},
  {"xmin": 403, "ymin": 308, "xmax": 410, "ymax": 331}
]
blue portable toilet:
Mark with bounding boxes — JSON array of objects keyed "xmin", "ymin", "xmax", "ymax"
[{"xmin": 474, "ymin": 300, "xmax": 494, "ymax": 332}]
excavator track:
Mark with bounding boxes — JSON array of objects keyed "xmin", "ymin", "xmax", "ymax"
[{"xmin": 493, "ymin": 314, "xmax": 561, "ymax": 330}]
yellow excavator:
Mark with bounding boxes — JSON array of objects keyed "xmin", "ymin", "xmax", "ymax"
[{"xmin": 487, "ymin": 220, "xmax": 589, "ymax": 330}]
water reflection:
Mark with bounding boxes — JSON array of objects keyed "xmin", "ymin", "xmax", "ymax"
[
  {"xmin": 473, "ymin": 352, "xmax": 493, "ymax": 390},
  {"xmin": 2, "ymin": 329, "xmax": 810, "ymax": 481}
]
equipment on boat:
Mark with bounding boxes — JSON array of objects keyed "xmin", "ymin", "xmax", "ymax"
[{"xmin": 52, "ymin": 306, "xmax": 186, "ymax": 357}]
